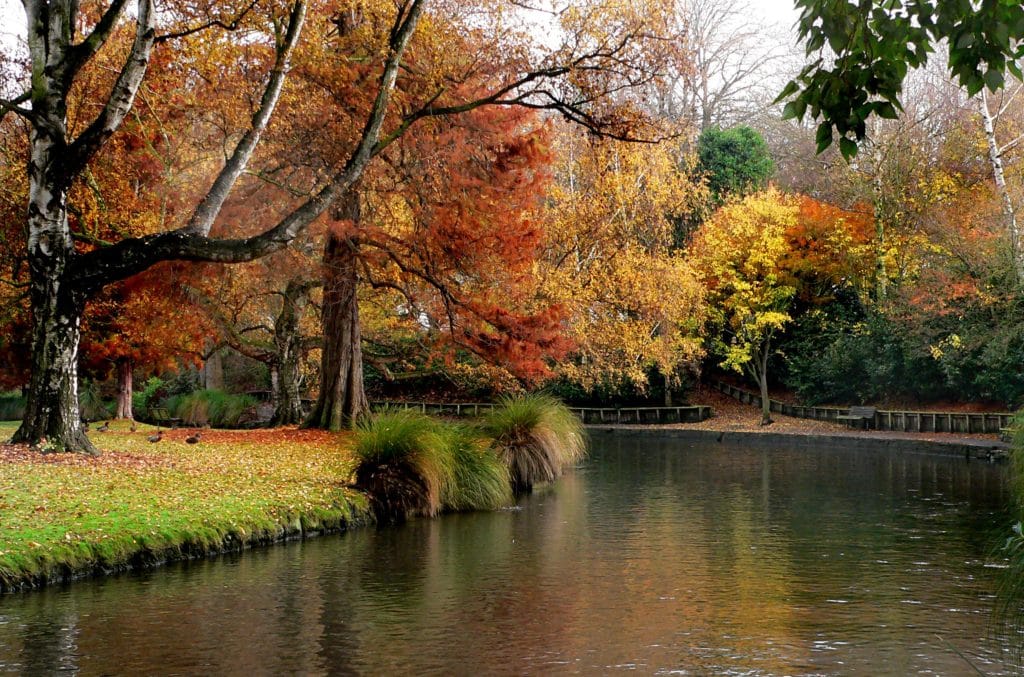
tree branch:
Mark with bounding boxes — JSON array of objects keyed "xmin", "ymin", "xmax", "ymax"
[
  {"xmin": 181, "ymin": 1, "xmax": 307, "ymax": 236},
  {"xmin": 64, "ymin": 0, "xmax": 156, "ymax": 183},
  {"xmin": 154, "ymin": 0, "xmax": 260, "ymax": 44},
  {"xmin": 68, "ymin": 0, "xmax": 426, "ymax": 291},
  {"xmin": 0, "ymin": 92, "xmax": 33, "ymax": 122},
  {"xmin": 62, "ymin": 0, "xmax": 132, "ymax": 87}
]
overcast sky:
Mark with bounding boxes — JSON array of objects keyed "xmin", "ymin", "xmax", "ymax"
[{"xmin": 0, "ymin": 0, "xmax": 801, "ymax": 59}]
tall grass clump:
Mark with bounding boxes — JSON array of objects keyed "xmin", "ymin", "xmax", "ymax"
[
  {"xmin": 164, "ymin": 390, "xmax": 257, "ymax": 427},
  {"xmin": 481, "ymin": 393, "xmax": 586, "ymax": 493},
  {"xmin": 0, "ymin": 392, "xmax": 26, "ymax": 421},
  {"xmin": 441, "ymin": 425, "xmax": 512, "ymax": 512},
  {"xmin": 352, "ymin": 410, "xmax": 454, "ymax": 523}
]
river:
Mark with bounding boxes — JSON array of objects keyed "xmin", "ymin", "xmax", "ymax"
[{"xmin": 0, "ymin": 433, "xmax": 1017, "ymax": 674}]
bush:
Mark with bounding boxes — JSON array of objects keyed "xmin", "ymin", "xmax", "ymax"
[
  {"xmin": 0, "ymin": 392, "xmax": 25, "ymax": 421},
  {"xmin": 162, "ymin": 390, "xmax": 257, "ymax": 428},
  {"xmin": 481, "ymin": 393, "xmax": 586, "ymax": 493},
  {"xmin": 441, "ymin": 425, "xmax": 512, "ymax": 512},
  {"xmin": 133, "ymin": 376, "xmax": 165, "ymax": 415},
  {"xmin": 352, "ymin": 410, "xmax": 454, "ymax": 523}
]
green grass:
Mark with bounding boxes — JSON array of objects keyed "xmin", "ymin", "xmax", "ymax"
[
  {"xmin": 481, "ymin": 393, "xmax": 587, "ymax": 493},
  {"xmin": 0, "ymin": 422, "xmax": 368, "ymax": 591}
]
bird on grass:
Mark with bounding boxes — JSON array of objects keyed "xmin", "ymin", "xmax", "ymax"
[
  {"xmin": 96, "ymin": 421, "xmax": 109, "ymax": 432},
  {"xmin": 148, "ymin": 429, "xmax": 163, "ymax": 443},
  {"xmin": 129, "ymin": 421, "xmax": 137, "ymax": 433},
  {"xmin": 185, "ymin": 431, "xmax": 202, "ymax": 444}
]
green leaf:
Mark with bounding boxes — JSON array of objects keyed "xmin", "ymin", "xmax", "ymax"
[
  {"xmin": 815, "ymin": 122, "xmax": 833, "ymax": 154},
  {"xmin": 781, "ymin": 100, "xmax": 806, "ymax": 120},
  {"xmin": 774, "ymin": 80, "xmax": 800, "ymax": 104},
  {"xmin": 875, "ymin": 101, "xmax": 899, "ymax": 119},
  {"xmin": 984, "ymin": 68, "xmax": 1005, "ymax": 91},
  {"xmin": 955, "ymin": 32, "xmax": 975, "ymax": 49},
  {"xmin": 839, "ymin": 137, "xmax": 858, "ymax": 160}
]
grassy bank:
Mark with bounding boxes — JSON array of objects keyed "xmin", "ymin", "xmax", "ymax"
[{"xmin": 0, "ymin": 422, "xmax": 369, "ymax": 592}]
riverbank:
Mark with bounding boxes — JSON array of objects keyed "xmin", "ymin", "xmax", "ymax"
[
  {"xmin": 0, "ymin": 422, "xmax": 371, "ymax": 593},
  {"xmin": 1, "ymin": 399, "xmax": 1013, "ymax": 594}
]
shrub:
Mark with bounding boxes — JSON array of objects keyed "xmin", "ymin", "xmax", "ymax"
[
  {"xmin": 132, "ymin": 376, "xmax": 165, "ymax": 416},
  {"xmin": 163, "ymin": 390, "xmax": 257, "ymax": 428},
  {"xmin": 0, "ymin": 392, "xmax": 25, "ymax": 421},
  {"xmin": 441, "ymin": 425, "xmax": 512, "ymax": 512},
  {"xmin": 481, "ymin": 393, "xmax": 586, "ymax": 493},
  {"xmin": 352, "ymin": 410, "xmax": 454, "ymax": 523}
]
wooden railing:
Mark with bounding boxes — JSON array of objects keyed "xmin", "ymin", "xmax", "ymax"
[
  {"xmin": 370, "ymin": 401, "xmax": 713, "ymax": 425},
  {"xmin": 711, "ymin": 381, "xmax": 1015, "ymax": 434}
]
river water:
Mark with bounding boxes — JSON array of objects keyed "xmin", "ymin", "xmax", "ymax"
[{"xmin": 0, "ymin": 434, "xmax": 1018, "ymax": 675}]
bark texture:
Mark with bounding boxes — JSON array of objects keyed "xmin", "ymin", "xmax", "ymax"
[
  {"xmin": 304, "ymin": 192, "xmax": 368, "ymax": 430},
  {"xmin": 115, "ymin": 358, "xmax": 133, "ymax": 419},
  {"xmin": 270, "ymin": 279, "xmax": 315, "ymax": 425}
]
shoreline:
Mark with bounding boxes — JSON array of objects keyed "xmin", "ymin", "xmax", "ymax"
[
  {"xmin": 587, "ymin": 425, "xmax": 1011, "ymax": 458},
  {"xmin": 1, "ymin": 423, "xmax": 1013, "ymax": 594}
]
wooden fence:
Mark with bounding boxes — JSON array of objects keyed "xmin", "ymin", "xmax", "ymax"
[
  {"xmin": 711, "ymin": 381, "xmax": 1014, "ymax": 434},
  {"xmin": 371, "ymin": 401, "xmax": 713, "ymax": 425}
]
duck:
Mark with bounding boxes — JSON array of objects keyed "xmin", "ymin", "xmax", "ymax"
[
  {"xmin": 96, "ymin": 421, "xmax": 109, "ymax": 432},
  {"xmin": 147, "ymin": 429, "xmax": 163, "ymax": 443},
  {"xmin": 129, "ymin": 420, "xmax": 137, "ymax": 433},
  {"xmin": 185, "ymin": 431, "xmax": 202, "ymax": 445}
]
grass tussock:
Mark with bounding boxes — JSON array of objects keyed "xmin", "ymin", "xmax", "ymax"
[
  {"xmin": 442, "ymin": 425, "xmax": 512, "ymax": 512},
  {"xmin": 352, "ymin": 410, "xmax": 454, "ymax": 523},
  {"xmin": 482, "ymin": 393, "xmax": 586, "ymax": 493},
  {"xmin": 163, "ymin": 390, "xmax": 257, "ymax": 427}
]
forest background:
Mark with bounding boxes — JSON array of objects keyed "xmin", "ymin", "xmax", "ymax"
[{"xmin": 0, "ymin": 0, "xmax": 1021, "ymax": 449}]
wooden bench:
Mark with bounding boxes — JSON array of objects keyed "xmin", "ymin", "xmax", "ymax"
[
  {"xmin": 148, "ymin": 406, "xmax": 182, "ymax": 428},
  {"xmin": 836, "ymin": 406, "xmax": 877, "ymax": 430},
  {"xmin": 1001, "ymin": 427, "xmax": 1018, "ymax": 443}
]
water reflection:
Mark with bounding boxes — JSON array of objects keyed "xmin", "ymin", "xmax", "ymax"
[{"xmin": 0, "ymin": 435, "xmax": 1014, "ymax": 675}]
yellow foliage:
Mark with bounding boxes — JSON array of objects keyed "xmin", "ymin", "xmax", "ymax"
[
  {"xmin": 690, "ymin": 188, "xmax": 799, "ymax": 376},
  {"xmin": 538, "ymin": 127, "xmax": 706, "ymax": 390}
]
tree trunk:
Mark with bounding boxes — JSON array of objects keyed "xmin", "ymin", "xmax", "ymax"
[
  {"xmin": 749, "ymin": 338, "xmax": 773, "ymax": 426},
  {"xmin": 115, "ymin": 358, "xmax": 134, "ymax": 420},
  {"xmin": 12, "ymin": 89, "xmax": 96, "ymax": 454},
  {"xmin": 304, "ymin": 192, "xmax": 368, "ymax": 430},
  {"xmin": 202, "ymin": 345, "xmax": 225, "ymax": 391},
  {"xmin": 271, "ymin": 279, "xmax": 312, "ymax": 425},
  {"xmin": 979, "ymin": 91, "xmax": 1024, "ymax": 283},
  {"xmin": 13, "ymin": 274, "xmax": 93, "ymax": 453}
]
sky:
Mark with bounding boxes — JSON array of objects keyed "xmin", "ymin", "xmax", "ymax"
[{"xmin": 0, "ymin": 0, "xmax": 801, "ymax": 61}]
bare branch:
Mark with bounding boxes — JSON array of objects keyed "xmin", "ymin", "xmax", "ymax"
[
  {"xmin": 154, "ymin": 0, "xmax": 260, "ymax": 44},
  {"xmin": 0, "ymin": 92, "xmax": 33, "ymax": 122}
]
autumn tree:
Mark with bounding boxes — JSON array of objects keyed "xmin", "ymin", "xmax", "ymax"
[
  {"xmin": 80, "ymin": 269, "xmax": 212, "ymax": 420},
  {"xmin": 537, "ymin": 125, "xmax": 706, "ymax": 401},
  {"xmin": 2, "ymin": 0, "xmax": 682, "ymax": 450},
  {"xmin": 276, "ymin": 0, "xmax": 684, "ymax": 429},
  {"xmin": 691, "ymin": 189, "xmax": 799, "ymax": 424}
]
